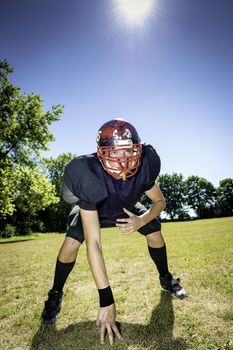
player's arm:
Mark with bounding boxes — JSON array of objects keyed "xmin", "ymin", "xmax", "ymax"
[
  {"xmin": 116, "ymin": 183, "xmax": 166, "ymax": 233},
  {"xmin": 139, "ymin": 183, "xmax": 166, "ymax": 226},
  {"xmin": 80, "ymin": 209, "xmax": 121, "ymax": 345},
  {"xmin": 80, "ymin": 208, "xmax": 110, "ymax": 288}
]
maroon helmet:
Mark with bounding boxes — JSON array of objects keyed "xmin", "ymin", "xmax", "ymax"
[{"xmin": 96, "ymin": 118, "xmax": 142, "ymax": 180}]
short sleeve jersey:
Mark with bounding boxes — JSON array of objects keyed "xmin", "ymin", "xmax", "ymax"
[{"xmin": 63, "ymin": 144, "xmax": 160, "ymax": 219}]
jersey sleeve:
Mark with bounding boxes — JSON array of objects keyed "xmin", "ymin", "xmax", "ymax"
[
  {"xmin": 63, "ymin": 154, "xmax": 107, "ymax": 210},
  {"xmin": 142, "ymin": 144, "xmax": 161, "ymax": 191},
  {"xmin": 78, "ymin": 199, "xmax": 97, "ymax": 210},
  {"xmin": 62, "ymin": 182, "xmax": 79, "ymax": 204}
]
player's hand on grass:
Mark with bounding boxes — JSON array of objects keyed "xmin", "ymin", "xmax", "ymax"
[
  {"xmin": 96, "ymin": 303, "xmax": 122, "ymax": 346},
  {"xmin": 116, "ymin": 208, "xmax": 143, "ymax": 234}
]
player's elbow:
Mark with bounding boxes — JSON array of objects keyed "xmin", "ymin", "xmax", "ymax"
[
  {"xmin": 161, "ymin": 197, "xmax": 166, "ymax": 210},
  {"xmin": 155, "ymin": 197, "xmax": 166, "ymax": 211},
  {"xmin": 152, "ymin": 197, "xmax": 166, "ymax": 211}
]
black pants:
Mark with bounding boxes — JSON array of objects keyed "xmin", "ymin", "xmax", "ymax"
[{"xmin": 66, "ymin": 202, "xmax": 161, "ymax": 244}]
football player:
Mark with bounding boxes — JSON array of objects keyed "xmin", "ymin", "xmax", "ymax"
[{"xmin": 41, "ymin": 118, "xmax": 186, "ymax": 345}]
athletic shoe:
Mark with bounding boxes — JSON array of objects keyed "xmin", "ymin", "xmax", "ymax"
[
  {"xmin": 160, "ymin": 272, "xmax": 187, "ymax": 299},
  {"xmin": 41, "ymin": 289, "xmax": 63, "ymax": 324}
]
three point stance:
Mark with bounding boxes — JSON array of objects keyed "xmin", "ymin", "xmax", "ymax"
[{"xmin": 41, "ymin": 118, "xmax": 187, "ymax": 345}]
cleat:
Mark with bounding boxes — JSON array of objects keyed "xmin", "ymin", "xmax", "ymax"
[
  {"xmin": 160, "ymin": 273, "xmax": 187, "ymax": 299},
  {"xmin": 41, "ymin": 289, "xmax": 63, "ymax": 324}
]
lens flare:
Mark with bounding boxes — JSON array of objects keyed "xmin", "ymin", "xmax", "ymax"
[{"xmin": 114, "ymin": 0, "xmax": 155, "ymax": 28}]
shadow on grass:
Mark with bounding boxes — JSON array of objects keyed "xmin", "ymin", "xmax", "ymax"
[
  {"xmin": 0, "ymin": 238, "xmax": 35, "ymax": 244},
  {"xmin": 31, "ymin": 292, "xmax": 187, "ymax": 350}
]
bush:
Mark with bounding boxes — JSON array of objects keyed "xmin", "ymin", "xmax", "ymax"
[
  {"xmin": 1, "ymin": 224, "xmax": 17, "ymax": 238},
  {"xmin": 31, "ymin": 219, "xmax": 46, "ymax": 233}
]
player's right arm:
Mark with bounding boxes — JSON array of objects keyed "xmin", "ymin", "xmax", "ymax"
[{"xmin": 80, "ymin": 209, "xmax": 122, "ymax": 346}]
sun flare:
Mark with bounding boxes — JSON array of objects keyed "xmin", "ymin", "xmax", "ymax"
[{"xmin": 114, "ymin": 0, "xmax": 155, "ymax": 27}]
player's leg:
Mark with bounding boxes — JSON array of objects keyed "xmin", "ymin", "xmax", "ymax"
[
  {"xmin": 52, "ymin": 236, "xmax": 81, "ymax": 293},
  {"xmin": 41, "ymin": 205, "xmax": 85, "ymax": 324},
  {"xmin": 134, "ymin": 202, "xmax": 187, "ymax": 299},
  {"xmin": 146, "ymin": 230, "xmax": 170, "ymax": 278},
  {"xmin": 146, "ymin": 231, "xmax": 186, "ymax": 298}
]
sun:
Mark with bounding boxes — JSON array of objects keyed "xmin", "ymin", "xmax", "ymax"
[{"xmin": 114, "ymin": 0, "xmax": 155, "ymax": 28}]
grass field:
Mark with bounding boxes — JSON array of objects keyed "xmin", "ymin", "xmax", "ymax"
[{"xmin": 0, "ymin": 217, "xmax": 233, "ymax": 350}]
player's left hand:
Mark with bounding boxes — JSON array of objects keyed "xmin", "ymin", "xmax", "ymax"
[{"xmin": 116, "ymin": 208, "xmax": 143, "ymax": 234}]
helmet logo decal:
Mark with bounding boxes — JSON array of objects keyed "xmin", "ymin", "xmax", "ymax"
[
  {"xmin": 123, "ymin": 128, "xmax": 132, "ymax": 139},
  {"xmin": 112, "ymin": 128, "xmax": 122, "ymax": 140},
  {"xmin": 113, "ymin": 128, "xmax": 132, "ymax": 146}
]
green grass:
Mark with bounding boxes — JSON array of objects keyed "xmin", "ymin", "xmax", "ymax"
[{"xmin": 0, "ymin": 217, "xmax": 233, "ymax": 350}]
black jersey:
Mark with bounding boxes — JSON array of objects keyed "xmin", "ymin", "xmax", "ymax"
[{"xmin": 63, "ymin": 144, "xmax": 160, "ymax": 219}]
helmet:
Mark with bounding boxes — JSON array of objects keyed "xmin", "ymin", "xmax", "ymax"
[{"xmin": 96, "ymin": 118, "xmax": 142, "ymax": 180}]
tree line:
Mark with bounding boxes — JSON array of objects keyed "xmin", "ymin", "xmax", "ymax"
[
  {"xmin": 0, "ymin": 60, "xmax": 232, "ymax": 238},
  {"xmin": 141, "ymin": 174, "xmax": 232, "ymax": 220}
]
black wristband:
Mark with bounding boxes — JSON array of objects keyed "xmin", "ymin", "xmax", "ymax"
[{"xmin": 98, "ymin": 286, "xmax": 114, "ymax": 307}]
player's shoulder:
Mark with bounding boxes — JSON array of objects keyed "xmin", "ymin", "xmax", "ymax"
[
  {"xmin": 138, "ymin": 144, "xmax": 161, "ymax": 186},
  {"xmin": 142, "ymin": 143, "xmax": 160, "ymax": 162},
  {"xmin": 64, "ymin": 152, "xmax": 107, "ymax": 203},
  {"xmin": 66, "ymin": 152, "xmax": 98, "ymax": 166},
  {"xmin": 65, "ymin": 152, "xmax": 99, "ymax": 173},
  {"xmin": 64, "ymin": 152, "xmax": 103, "ymax": 188}
]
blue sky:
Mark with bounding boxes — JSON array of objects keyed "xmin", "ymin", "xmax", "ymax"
[{"xmin": 1, "ymin": 0, "xmax": 233, "ymax": 187}]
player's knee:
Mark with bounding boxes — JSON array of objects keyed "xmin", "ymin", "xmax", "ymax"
[
  {"xmin": 146, "ymin": 231, "xmax": 165, "ymax": 248},
  {"xmin": 58, "ymin": 237, "xmax": 81, "ymax": 262}
]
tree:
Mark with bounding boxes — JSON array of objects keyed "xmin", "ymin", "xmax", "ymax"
[
  {"xmin": 0, "ymin": 167, "xmax": 16, "ymax": 218},
  {"xmin": 217, "ymin": 178, "xmax": 233, "ymax": 216},
  {"xmin": 40, "ymin": 153, "xmax": 76, "ymax": 232},
  {"xmin": 157, "ymin": 173, "xmax": 187, "ymax": 220},
  {"xmin": 0, "ymin": 60, "xmax": 63, "ymax": 167},
  {"xmin": 0, "ymin": 59, "xmax": 63, "ymax": 233},
  {"xmin": 11, "ymin": 166, "xmax": 59, "ymax": 234},
  {"xmin": 185, "ymin": 176, "xmax": 217, "ymax": 218},
  {"xmin": 43, "ymin": 153, "xmax": 76, "ymax": 194}
]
